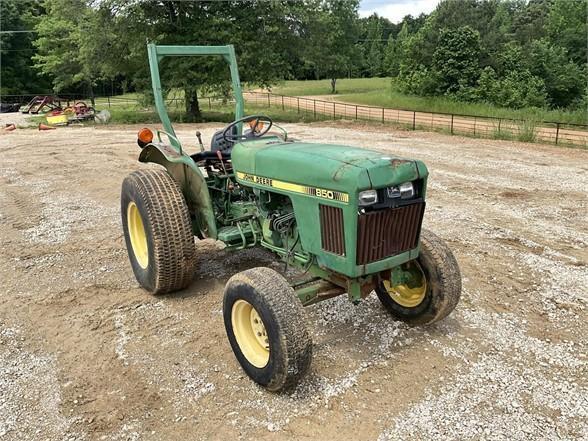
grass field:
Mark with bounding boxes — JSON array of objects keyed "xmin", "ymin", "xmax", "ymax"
[
  {"xmin": 263, "ymin": 78, "xmax": 587, "ymax": 125},
  {"xmin": 106, "ymin": 102, "xmax": 329, "ymax": 125},
  {"xmin": 256, "ymin": 78, "xmax": 391, "ymax": 96}
]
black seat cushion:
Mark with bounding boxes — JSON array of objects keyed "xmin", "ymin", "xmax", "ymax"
[{"xmin": 211, "ymin": 127, "xmax": 236, "ymax": 153}]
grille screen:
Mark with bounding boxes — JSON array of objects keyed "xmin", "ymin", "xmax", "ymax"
[
  {"xmin": 319, "ymin": 205, "xmax": 345, "ymax": 256},
  {"xmin": 357, "ymin": 202, "xmax": 425, "ymax": 265}
]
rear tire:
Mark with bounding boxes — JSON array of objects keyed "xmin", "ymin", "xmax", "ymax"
[
  {"xmin": 376, "ymin": 229, "xmax": 461, "ymax": 325},
  {"xmin": 223, "ymin": 267, "xmax": 312, "ymax": 391},
  {"xmin": 121, "ymin": 169, "xmax": 196, "ymax": 294}
]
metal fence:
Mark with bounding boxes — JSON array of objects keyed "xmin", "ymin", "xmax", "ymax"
[
  {"xmin": 244, "ymin": 92, "xmax": 588, "ymax": 147},
  {"xmin": 4, "ymin": 92, "xmax": 586, "ymax": 147}
]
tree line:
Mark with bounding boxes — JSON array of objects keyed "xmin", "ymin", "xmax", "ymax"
[{"xmin": 1, "ymin": 0, "xmax": 586, "ymax": 120}]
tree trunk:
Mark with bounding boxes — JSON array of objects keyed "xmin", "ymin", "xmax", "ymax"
[
  {"xmin": 88, "ymin": 81, "xmax": 95, "ymax": 108},
  {"xmin": 330, "ymin": 78, "xmax": 337, "ymax": 94},
  {"xmin": 185, "ymin": 87, "xmax": 201, "ymax": 122}
]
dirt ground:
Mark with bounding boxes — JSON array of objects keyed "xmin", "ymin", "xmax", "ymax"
[{"xmin": 0, "ymin": 119, "xmax": 586, "ymax": 441}]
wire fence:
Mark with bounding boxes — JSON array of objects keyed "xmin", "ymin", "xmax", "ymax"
[
  {"xmin": 3, "ymin": 92, "xmax": 586, "ymax": 147},
  {"xmin": 244, "ymin": 92, "xmax": 588, "ymax": 148}
]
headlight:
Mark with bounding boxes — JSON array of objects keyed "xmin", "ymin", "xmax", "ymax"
[
  {"xmin": 358, "ymin": 189, "xmax": 378, "ymax": 206},
  {"xmin": 399, "ymin": 181, "xmax": 415, "ymax": 199},
  {"xmin": 387, "ymin": 182, "xmax": 415, "ymax": 199}
]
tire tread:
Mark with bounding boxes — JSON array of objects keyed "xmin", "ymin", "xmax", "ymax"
[{"xmin": 123, "ymin": 169, "xmax": 196, "ymax": 294}]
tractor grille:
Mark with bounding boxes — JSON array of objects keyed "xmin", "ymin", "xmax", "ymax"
[
  {"xmin": 319, "ymin": 205, "xmax": 345, "ymax": 256},
  {"xmin": 357, "ymin": 202, "xmax": 425, "ymax": 265}
]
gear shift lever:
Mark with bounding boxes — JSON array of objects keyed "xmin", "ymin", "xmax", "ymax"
[{"xmin": 196, "ymin": 131, "xmax": 204, "ymax": 152}]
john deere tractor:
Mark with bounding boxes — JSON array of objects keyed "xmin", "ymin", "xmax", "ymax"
[{"xmin": 121, "ymin": 45, "xmax": 461, "ymax": 391}]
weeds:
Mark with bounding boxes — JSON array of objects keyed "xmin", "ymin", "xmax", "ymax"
[
  {"xmin": 517, "ymin": 120, "xmax": 537, "ymax": 142},
  {"xmin": 491, "ymin": 128, "xmax": 514, "ymax": 140}
]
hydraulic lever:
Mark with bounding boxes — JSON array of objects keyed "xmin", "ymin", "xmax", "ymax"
[{"xmin": 196, "ymin": 131, "xmax": 205, "ymax": 152}]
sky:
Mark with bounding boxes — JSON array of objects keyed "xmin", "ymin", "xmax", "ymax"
[{"xmin": 359, "ymin": 0, "xmax": 440, "ymax": 23}]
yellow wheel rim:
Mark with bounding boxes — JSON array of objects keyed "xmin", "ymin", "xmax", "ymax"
[
  {"xmin": 383, "ymin": 261, "xmax": 427, "ymax": 308},
  {"xmin": 127, "ymin": 201, "xmax": 149, "ymax": 269},
  {"xmin": 231, "ymin": 300, "xmax": 270, "ymax": 368}
]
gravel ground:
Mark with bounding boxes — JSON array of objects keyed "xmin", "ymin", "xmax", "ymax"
[{"xmin": 0, "ymin": 121, "xmax": 586, "ymax": 440}]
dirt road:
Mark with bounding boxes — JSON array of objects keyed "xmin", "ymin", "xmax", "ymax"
[
  {"xmin": 245, "ymin": 92, "xmax": 588, "ymax": 147},
  {"xmin": 0, "ymin": 122, "xmax": 586, "ymax": 440}
]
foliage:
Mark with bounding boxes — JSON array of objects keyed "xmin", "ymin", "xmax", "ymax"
[
  {"xmin": 517, "ymin": 119, "xmax": 538, "ymax": 142},
  {"xmin": 300, "ymin": 0, "xmax": 360, "ymax": 93},
  {"xmin": 432, "ymin": 26, "xmax": 481, "ymax": 94},
  {"xmin": 2, "ymin": 0, "xmax": 586, "ymax": 116},
  {"xmin": 476, "ymin": 67, "xmax": 548, "ymax": 108},
  {"xmin": 397, "ymin": 0, "xmax": 587, "ymax": 111},
  {"xmin": 33, "ymin": 0, "xmax": 98, "ymax": 102},
  {"xmin": 546, "ymin": 0, "xmax": 588, "ymax": 65},
  {"xmin": 0, "ymin": 0, "xmax": 50, "ymax": 94}
]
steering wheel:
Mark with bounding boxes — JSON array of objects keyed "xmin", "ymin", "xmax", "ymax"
[{"xmin": 222, "ymin": 115, "xmax": 273, "ymax": 143}]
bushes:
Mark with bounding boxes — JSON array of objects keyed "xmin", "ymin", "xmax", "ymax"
[
  {"xmin": 477, "ymin": 67, "xmax": 548, "ymax": 109},
  {"xmin": 394, "ymin": 1, "xmax": 587, "ymax": 113}
]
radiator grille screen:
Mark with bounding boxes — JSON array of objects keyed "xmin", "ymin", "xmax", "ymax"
[
  {"xmin": 319, "ymin": 205, "xmax": 345, "ymax": 256},
  {"xmin": 357, "ymin": 202, "xmax": 425, "ymax": 265}
]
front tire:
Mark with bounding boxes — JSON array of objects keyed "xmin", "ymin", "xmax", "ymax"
[
  {"xmin": 223, "ymin": 267, "xmax": 312, "ymax": 391},
  {"xmin": 376, "ymin": 229, "xmax": 461, "ymax": 325},
  {"xmin": 121, "ymin": 169, "xmax": 196, "ymax": 294}
]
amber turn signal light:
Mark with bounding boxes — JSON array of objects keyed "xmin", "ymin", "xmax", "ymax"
[{"xmin": 138, "ymin": 127, "xmax": 154, "ymax": 144}]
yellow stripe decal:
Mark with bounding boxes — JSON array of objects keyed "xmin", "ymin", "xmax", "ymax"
[{"xmin": 236, "ymin": 172, "xmax": 349, "ymax": 204}]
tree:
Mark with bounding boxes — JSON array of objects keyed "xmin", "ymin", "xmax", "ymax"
[
  {"xmin": 512, "ymin": 0, "xmax": 552, "ymax": 45},
  {"xmin": 33, "ymin": 0, "xmax": 97, "ymax": 104},
  {"xmin": 527, "ymin": 39, "xmax": 585, "ymax": 107},
  {"xmin": 0, "ymin": 0, "xmax": 50, "ymax": 94},
  {"xmin": 384, "ymin": 34, "xmax": 397, "ymax": 76},
  {"xmin": 89, "ymin": 0, "xmax": 305, "ymax": 120},
  {"xmin": 301, "ymin": 0, "xmax": 359, "ymax": 93},
  {"xmin": 385, "ymin": 22, "xmax": 409, "ymax": 77},
  {"xmin": 546, "ymin": 0, "xmax": 588, "ymax": 65},
  {"xmin": 433, "ymin": 26, "xmax": 481, "ymax": 94},
  {"xmin": 365, "ymin": 15, "xmax": 385, "ymax": 77},
  {"xmin": 477, "ymin": 66, "xmax": 548, "ymax": 108}
]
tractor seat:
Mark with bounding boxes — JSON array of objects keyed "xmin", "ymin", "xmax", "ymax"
[
  {"xmin": 211, "ymin": 126, "xmax": 237, "ymax": 153},
  {"xmin": 210, "ymin": 126, "xmax": 259, "ymax": 154}
]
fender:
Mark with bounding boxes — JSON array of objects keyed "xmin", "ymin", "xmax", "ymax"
[{"xmin": 139, "ymin": 142, "xmax": 217, "ymax": 239}]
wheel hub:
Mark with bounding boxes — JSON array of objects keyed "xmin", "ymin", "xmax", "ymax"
[
  {"xmin": 383, "ymin": 261, "xmax": 427, "ymax": 308},
  {"xmin": 231, "ymin": 300, "xmax": 270, "ymax": 368},
  {"xmin": 127, "ymin": 201, "xmax": 149, "ymax": 269}
]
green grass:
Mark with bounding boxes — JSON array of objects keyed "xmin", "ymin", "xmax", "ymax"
[
  {"xmin": 256, "ymin": 77, "xmax": 391, "ymax": 97},
  {"xmin": 106, "ymin": 102, "xmax": 329, "ymax": 125},
  {"xmin": 264, "ymin": 78, "xmax": 587, "ymax": 125},
  {"xmin": 517, "ymin": 120, "xmax": 537, "ymax": 143}
]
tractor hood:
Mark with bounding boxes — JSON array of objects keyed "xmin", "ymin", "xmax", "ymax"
[{"xmin": 231, "ymin": 139, "xmax": 428, "ymax": 192}]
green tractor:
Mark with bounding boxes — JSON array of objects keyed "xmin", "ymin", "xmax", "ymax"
[{"xmin": 121, "ymin": 45, "xmax": 461, "ymax": 391}]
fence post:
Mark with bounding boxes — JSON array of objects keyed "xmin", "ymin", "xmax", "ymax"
[
  {"xmin": 313, "ymin": 100, "xmax": 316, "ymax": 119},
  {"xmin": 107, "ymin": 96, "xmax": 111, "ymax": 109},
  {"xmin": 267, "ymin": 93, "xmax": 270, "ymax": 108},
  {"xmin": 355, "ymin": 105, "xmax": 358, "ymax": 120},
  {"xmin": 281, "ymin": 95, "xmax": 284, "ymax": 111},
  {"xmin": 498, "ymin": 118, "xmax": 502, "ymax": 135},
  {"xmin": 381, "ymin": 107, "xmax": 385, "ymax": 123},
  {"xmin": 450, "ymin": 114, "xmax": 454, "ymax": 134},
  {"xmin": 412, "ymin": 111, "xmax": 416, "ymax": 130},
  {"xmin": 474, "ymin": 117, "xmax": 477, "ymax": 136},
  {"xmin": 297, "ymin": 97, "xmax": 300, "ymax": 114},
  {"xmin": 555, "ymin": 123, "xmax": 560, "ymax": 145},
  {"xmin": 209, "ymin": 97, "xmax": 211, "ymax": 109}
]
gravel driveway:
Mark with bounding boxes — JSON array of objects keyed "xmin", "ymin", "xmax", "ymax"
[{"xmin": 0, "ymin": 122, "xmax": 586, "ymax": 440}]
